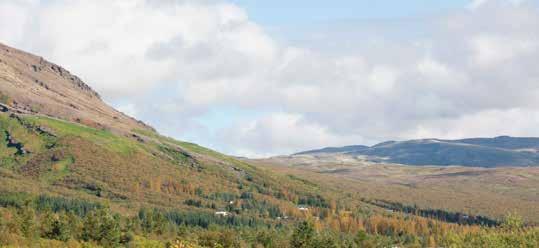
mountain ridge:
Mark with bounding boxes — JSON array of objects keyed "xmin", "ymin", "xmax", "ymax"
[
  {"xmin": 0, "ymin": 42, "xmax": 154, "ymax": 134},
  {"xmin": 293, "ymin": 136, "xmax": 539, "ymax": 167}
]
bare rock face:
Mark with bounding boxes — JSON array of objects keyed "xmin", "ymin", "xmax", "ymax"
[{"xmin": 0, "ymin": 42, "xmax": 154, "ymax": 133}]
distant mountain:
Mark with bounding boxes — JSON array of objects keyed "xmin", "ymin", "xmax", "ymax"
[
  {"xmin": 294, "ymin": 136, "xmax": 539, "ymax": 167},
  {"xmin": 294, "ymin": 145, "xmax": 369, "ymax": 155}
]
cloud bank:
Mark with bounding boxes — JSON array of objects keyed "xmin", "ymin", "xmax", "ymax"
[{"xmin": 1, "ymin": 0, "xmax": 538, "ymax": 156}]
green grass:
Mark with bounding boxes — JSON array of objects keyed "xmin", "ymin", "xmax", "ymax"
[
  {"xmin": 133, "ymin": 129, "xmax": 219, "ymax": 157},
  {"xmin": 0, "ymin": 127, "xmax": 17, "ymax": 158},
  {"xmin": 0, "ymin": 113, "xmax": 47, "ymax": 168},
  {"xmin": 0, "ymin": 113, "xmax": 47, "ymax": 152},
  {"xmin": 132, "ymin": 128, "xmax": 159, "ymax": 139},
  {"xmin": 158, "ymin": 145, "xmax": 192, "ymax": 165},
  {"xmin": 0, "ymin": 157, "xmax": 17, "ymax": 169},
  {"xmin": 26, "ymin": 116, "xmax": 139, "ymax": 155}
]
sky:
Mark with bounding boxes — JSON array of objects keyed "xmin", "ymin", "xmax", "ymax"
[
  {"xmin": 1, "ymin": 0, "xmax": 539, "ymax": 157},
  {"xmin": 229, "ymin": 0, "xmax": 470, "ymax": 25}
]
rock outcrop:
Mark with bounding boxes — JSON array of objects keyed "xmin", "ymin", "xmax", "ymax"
[{"xmin": 0, "ymin": 42, "xmax": 154, "ymax": 133}]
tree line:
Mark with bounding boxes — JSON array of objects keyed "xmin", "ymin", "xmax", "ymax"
[{"xmin": 0, "ymin": 192, "xmax": 537, "ymax": 247}]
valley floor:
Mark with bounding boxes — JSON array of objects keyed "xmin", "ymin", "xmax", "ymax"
[{"xmin": 254, "ymin": 157, "xmax": 539, "ymax": 225}]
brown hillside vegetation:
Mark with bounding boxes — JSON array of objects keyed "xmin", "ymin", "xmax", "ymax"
[{"xmin": 254, "ymin": 156, "xmax": 539, "ymax": 224}]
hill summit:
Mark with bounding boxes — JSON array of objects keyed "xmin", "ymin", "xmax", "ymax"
[{"xmin": 0, "ymin": 43, "xmax": 153, "ymax": 133}]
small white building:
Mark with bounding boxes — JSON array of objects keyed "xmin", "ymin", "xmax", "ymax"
[
  {"xmin": 215, "ymin": 211, "xmax": 229, "ymax": 217},
  {"xmin": 297, "ymin": 205, "xmax": 309, "ymax": 211}
]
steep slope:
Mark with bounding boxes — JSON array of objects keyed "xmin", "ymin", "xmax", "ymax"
[
  {"xmin": 294, "ymin": 137, "xmax": 539, "ymax": 167},
  {"xmin": 0, "ymin": 43, "xmax": 371, "ymax": 228},
  {"xmin": 0, "ymin": 42, "xmax": 153, "ymax": 133}
]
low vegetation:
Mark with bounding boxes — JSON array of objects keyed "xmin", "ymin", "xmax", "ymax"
[
  {"xmin": 1, "ymin": 112, "xmax": 538, "ymax": 247},
  {"xmin": 261, "ymin": 159, "xmax": 539, "ymax": 224}
]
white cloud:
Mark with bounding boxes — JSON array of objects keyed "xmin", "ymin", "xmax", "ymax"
[
  {"xmin": 220, "ymin": 113, "xmax": 365, "ymax": 156},
  {"xmin": 1, "ymin": 0, "xmax": 539, "ymax": 157},
  {"xmin": 401, "ymin": 108, "xmax": 539, "ymax": 140},
  {"xmin": 368, "ymin": 66, "xmax": 398, "ymax": 94},
  {"xmin": 2, "ymin": 0, "xmax": 271, "ymax": 98},
  {"xmin": 468, "ymin": 0, "xmax": 526, "ymax": 9},
  {"xmin": 471, "ymin": 34, "xmax": 537, "ymax": 67},
  {"xmin": 468, "ymin": 0, "xmax": 491, "ymax": 9},
  {"xmin": 417, "ymin": 57, "xmax": 450, "ymax": 79}
]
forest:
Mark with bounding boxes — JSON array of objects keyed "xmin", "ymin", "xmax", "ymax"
[{"xmin": 0, "ymin": 192, "xmax": 537, "ymax": 247}]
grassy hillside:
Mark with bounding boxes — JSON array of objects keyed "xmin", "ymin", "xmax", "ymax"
[
  {"xmin": 2, "ymin": 111, "xmax": 365, "ymax": 215},
  {"xmin": 0, "ymin": 111, "xmax": 376, "ymax": 246},
  {"xmin": 1, "ymin": 111, "xmax": 538, "ymax": 247}
]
